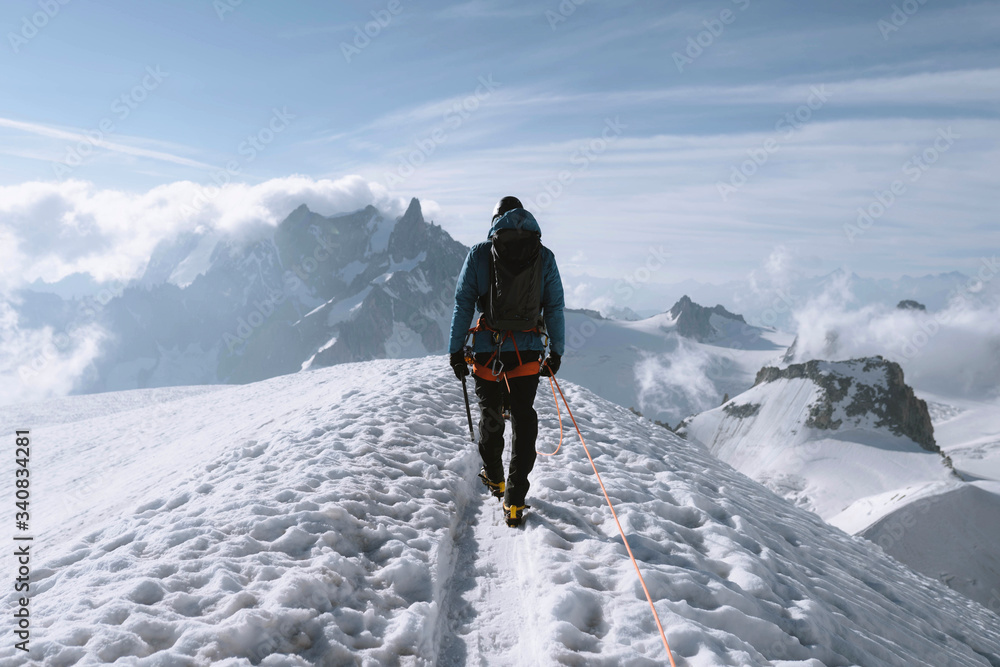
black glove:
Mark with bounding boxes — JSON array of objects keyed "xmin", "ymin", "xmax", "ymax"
[
  {"xmin": 540, "ymin": 353, "xmax": 561, "ymax": 377},
  {"xmin": 450, "ymin": 351, "xmax": 469, "ymax": 380}
]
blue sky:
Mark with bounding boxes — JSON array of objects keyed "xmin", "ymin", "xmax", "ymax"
[{"xmin": 1, "ymin": 0, "xmax": 998, "ymax": 290}]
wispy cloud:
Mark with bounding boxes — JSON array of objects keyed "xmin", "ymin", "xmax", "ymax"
[
  {"xmin": 0, "ymin": 117, "xmax": 213, "ymax": 170},
  {"xmin": 276, "ymin": 22, "xmax": 357, "ymax": 39},
  {"xmin": 312, "ymin": 67, "xmax": 1000, "ymax": 155},
  {"xmin": 434, "ymin": 1, "xmax": 540, "ymax": 20}
]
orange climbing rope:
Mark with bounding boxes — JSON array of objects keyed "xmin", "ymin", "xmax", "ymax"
[
  {"xmin": 535, "ymin": 375, "xmax": 563, "ymax": 457},
  {"xmin": 546, "ymin": 370, "xmax": 678, "ymax": 667}
]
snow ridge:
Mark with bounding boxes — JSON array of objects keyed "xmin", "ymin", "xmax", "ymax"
[{"xmin": 3, "ymin": 358, "xmax": 999, "ymax": 665}]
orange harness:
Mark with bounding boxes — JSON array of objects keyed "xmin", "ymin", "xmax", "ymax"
[{"xmin": 465, "ymin": 317, "xmax": 541, "ymax": 385}]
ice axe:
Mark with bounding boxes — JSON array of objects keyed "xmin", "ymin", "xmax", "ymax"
[{"xmin": 461, "ymin": 374, "xmax": 475, "ymax": 442}]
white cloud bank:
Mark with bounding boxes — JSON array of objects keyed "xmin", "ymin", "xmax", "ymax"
[
  {"xmin": 787, "ymin": 271, "xmax": 1000, "ymax": 398},
  {"xmin": 0, "ymin": 302, "xmax": 107, "ymax": 404},
  {"xmin": 634, "ymin": 339, "xmax": 721, "ymax": 419},
  {"xmin": 0, "ymin": 175, "xmax": 413, "ymax": 292}
]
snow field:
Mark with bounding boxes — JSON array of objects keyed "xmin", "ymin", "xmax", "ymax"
[
  {"xmin": 858, "ymin": 480, "xmax": 1000, "ymax": 613},
  {"xmin": 0, "ymin": 357, "xmax": 997, "ymax": 665}
]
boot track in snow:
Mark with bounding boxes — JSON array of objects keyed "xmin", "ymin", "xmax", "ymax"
[{"xmin": 435, "ymin": 461, "xmax": 544, "ymax": 666}]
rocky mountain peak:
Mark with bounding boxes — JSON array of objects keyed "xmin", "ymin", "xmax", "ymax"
[
  {"xmin": 389, "ymin": 198, "xmax": 429, "ymax": 263},
  {"xmin": 754, "ymin": 356, "xmax": 938, "ymax": 452},
  {"xmin": 74, "ymin": 197, "xmax": 469, "ymax": 393},
  {"xmin": 668, "ymin": 295, "xmax": 747, "ymax": 341},
  {"xmin": 897, "ymin": 299, "xmax": 927, "ymax": 311}
]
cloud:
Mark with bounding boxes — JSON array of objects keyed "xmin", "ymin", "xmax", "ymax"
[
  {"xmin": 0, "ymin": 175, "xmax": 411, "ymax": 291},
  {"xmin": 0, "ymin": 301, "xmax": 107, "ymax": 405},
  {"xmin": 562, "ymin": 279, "xmax": 614, "ymax": 314},
  {"xmin": 787, "ymin": 273, "xmax": 1000, "ymax": 398},
  {"xmin": 748, "ymin": 245, "xmax": 799, "ymax": 295},
  {"xmin": 634, "ymin": 338, "xmax": 721, "ymax": 420},
  {"xmin": 434, "ymin": 1, "xmax": 540, "ymax": 20},
  {"xmin": 0, "ymin": 116, "xmax": 213, "ymax": 170}
]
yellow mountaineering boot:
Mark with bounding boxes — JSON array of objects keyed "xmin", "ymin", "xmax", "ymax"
[
  {"xmin": 503, "ymin": 503, "xmax": 529, "ymax": 527},
  {"xmin": 478, "ymin": 467, "xmax": 505, "ymax": 500}
]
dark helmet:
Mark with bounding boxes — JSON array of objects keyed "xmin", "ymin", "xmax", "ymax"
[{"xmin": 491, "ymin": 196, "xmax": 523, "ymax": 222}]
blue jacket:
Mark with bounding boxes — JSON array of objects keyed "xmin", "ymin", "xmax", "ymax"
[{"xmin": 449, "ymin": 209, "xmax": 565, "ymax": 357}]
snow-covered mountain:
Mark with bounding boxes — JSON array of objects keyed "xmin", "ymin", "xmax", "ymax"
[
  {"xmin": 677, "ymin": 357, "xmax": 954, "ymax": 517},
  {"xmin": 677, "ymin": 356, "xmax": 1000, "ymax": 612},
  {"xmin": 63, "ymin": 198, "xmax": 466, "ymax": 392},
  {"xmin": 3, "ymin": 357, "xmax": 998, "ymax": 665},
  {"xmin": 559, "ymin": 298, "xmax": 792, "ymax": 425}
]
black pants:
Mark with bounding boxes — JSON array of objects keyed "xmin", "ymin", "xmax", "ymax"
[{"xmin": 474, "ymin": 351, "xmax": 540, "ymax": 506}]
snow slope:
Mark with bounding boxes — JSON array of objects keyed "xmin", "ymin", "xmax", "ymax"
[
  {"xmin": 858, "ymin": 480, "xmax": 1000, "ymax": 614},
  {"xmin": 2, "ymin": 357, "xmax": 999, "ymax": 665}
]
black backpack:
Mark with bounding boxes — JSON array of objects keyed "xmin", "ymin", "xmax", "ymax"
[{"xmin": 481, "ymin": 228, "xmax": 544, "ymax": 332}]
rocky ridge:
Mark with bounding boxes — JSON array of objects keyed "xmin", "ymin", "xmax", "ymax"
[{"xmin": 753, "ymin": 356, "xmax": 939, "ymax": 453}]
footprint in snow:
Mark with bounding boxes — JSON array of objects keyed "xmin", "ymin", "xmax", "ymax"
[{"xmin": 128, "ymin": 579, "xmax": 165, "ymax": 605}]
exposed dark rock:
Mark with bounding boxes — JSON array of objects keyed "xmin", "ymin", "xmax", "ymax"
[
  {"xmin": 754, "ymin": 356, "xmax": 938, "ymax": 452},
  {"xmin": 629, "ymin": 407, "xmax": 677, "ymax": 432},
  {"xmin": 897, "ymin": 299, "xmax": 927, "ymax": 311},
  {"xmin": 723, "ymin": 402, "xmax": 761, "ymax": 418},
  {"xmin": 668, "ymin": 295, "xmax": 746, "ymax": 341}
]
